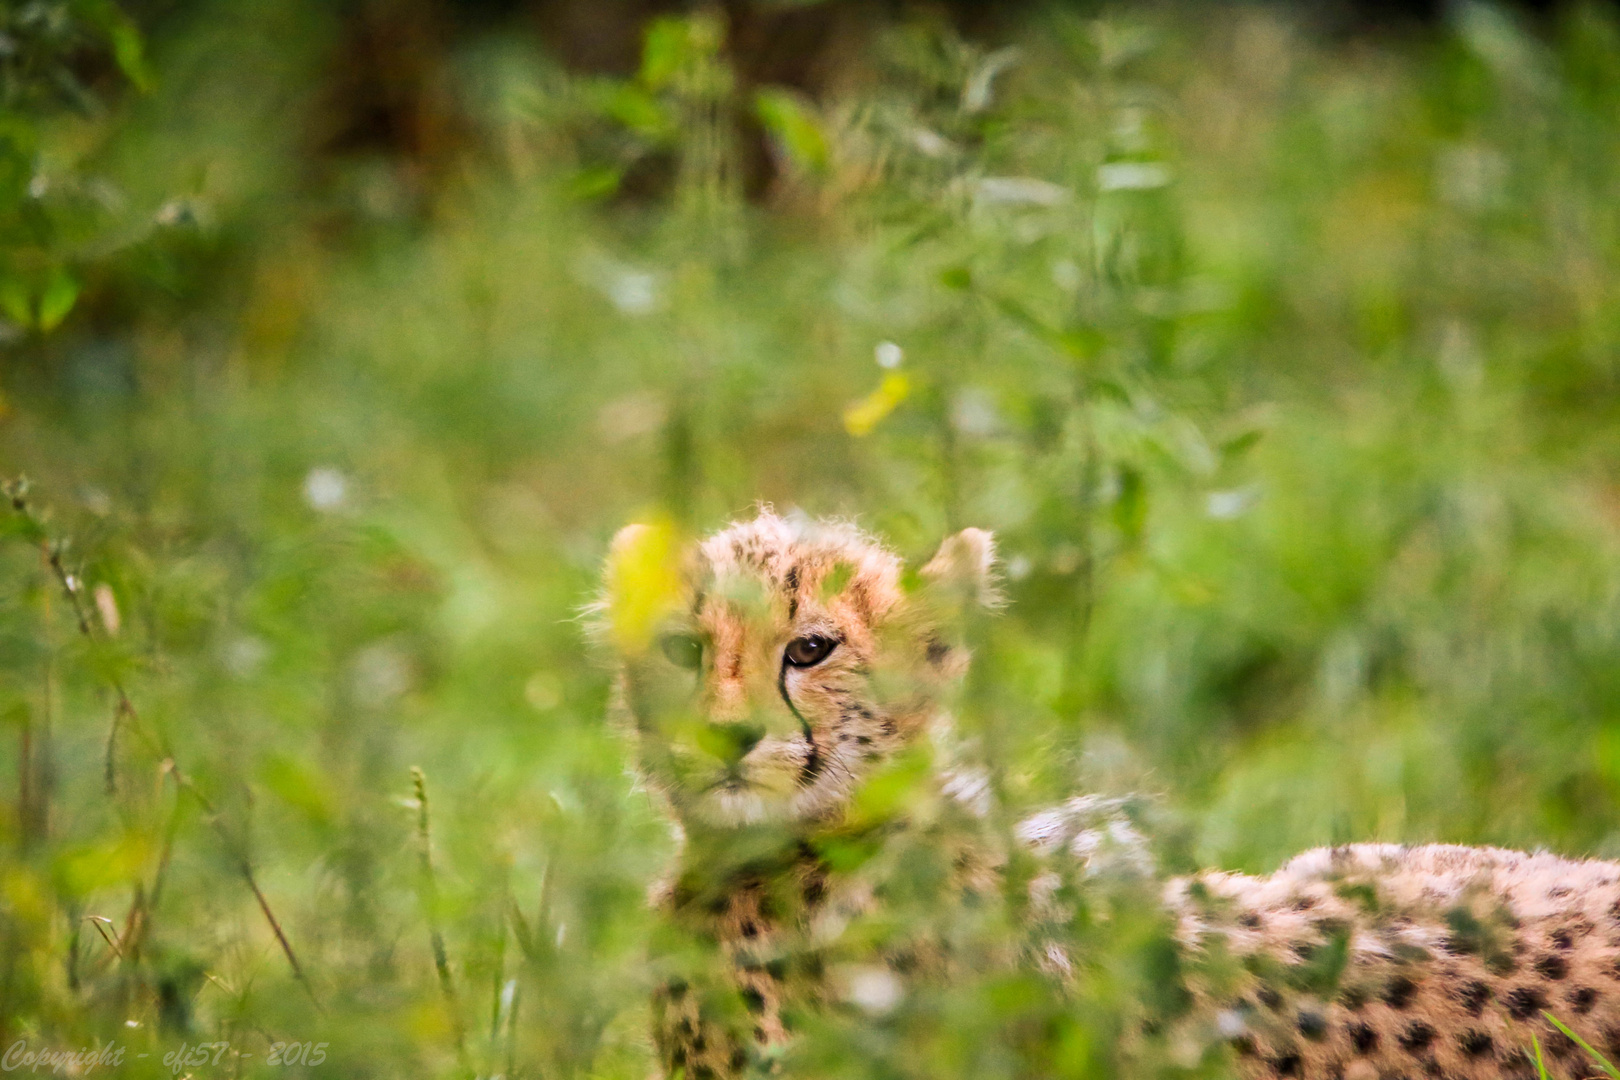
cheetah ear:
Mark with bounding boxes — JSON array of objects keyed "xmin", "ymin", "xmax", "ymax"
[{"xmin": 920, "ymin": 528, "xmax": 1000, "ymax": 609}]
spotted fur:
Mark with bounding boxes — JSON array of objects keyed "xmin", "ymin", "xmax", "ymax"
[
  {"xmin": 604, "ymin": 512, "xmax": 1620, "ymax": 1080},
  {"xmin": 1176, "ymin": 844, "xmax": 1620, "ymax": 1080}
]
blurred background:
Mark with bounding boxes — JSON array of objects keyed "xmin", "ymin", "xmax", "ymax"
[{"xmin": 4, "ymin": 0, "xmax": 1620, "ymax": 1076}]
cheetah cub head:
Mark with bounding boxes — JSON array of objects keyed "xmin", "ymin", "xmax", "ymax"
[{"xmin": 603, "ymin": 511, "xmax": 995, "ymax": 829}]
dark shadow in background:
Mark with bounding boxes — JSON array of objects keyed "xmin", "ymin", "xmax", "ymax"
[{"xmin": 117, "ymin": 0, "xmax": 1582, "ymax": 202}]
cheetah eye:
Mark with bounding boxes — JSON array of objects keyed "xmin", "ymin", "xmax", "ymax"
[
  {"xmin": 783, "ymin": 634, "xmax": 837, "ymax": 669},
  {"xmin": 659, "ymin": 633, "xmax": 704, "ymax": 670}
]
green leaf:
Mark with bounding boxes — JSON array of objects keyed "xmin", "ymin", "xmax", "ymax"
[
  {"xmin": 1220, "ymin": 429, "xmax": 1265, "ymax": 459},
  {"xmin": 640, "ymin": 18, "xmax": 690, "ymax": 90},
  {"xmin": 72, "ymin": 0, "xmax": 154, "ymax": 92},
  {"xmin": 1532, "ymin": 1033, "xmax": 1551, "ymax": 1080},
  {"xmin": 606, "ymin": 84, "xmax": 673, "ymax": 139},
  {"xmin": 1111, "ymin": 465, "xmax": 1146, "ymax": 545},
  {"xmin": 640, "ymin": 15, "xmax": 724, "ymax": 91},
  {"xmin": 755, "ymin": 88, "xmax": 829, "ymax": 174},
  {"xmin": 260, "ymin": 755, "xmax": 336, "ymax": 827},
  {"xmin": 108, "ymin": 19, "xmax": 154, "ymax": 93},
  {"xmin": 38, "ymin": 268, "xmax": 80, "ymax": 332},
  {"xmin": 0, "ymin": 278, "xmax": 31, "ymax": 328},
  {"xmin": 569, "ymin": 165, "xmax": 623, "ymax": 202},
  {"xmin": 1543, "ymin": 1012, "xmax": 1620, "ymax": 1080}
]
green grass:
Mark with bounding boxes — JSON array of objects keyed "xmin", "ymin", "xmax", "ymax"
[
  {"xmin": 4, "ymin": 1, "xmax": 1620, "ymax": 1077},
  {"xmin": 1543, "ymin": 1012, "xmax": 1620, "ymax": 1080}
]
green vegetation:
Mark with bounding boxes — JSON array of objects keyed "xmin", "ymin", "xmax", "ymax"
[{"xmin": 4, "ymin": 1, "xmax": 1620, "ymax": 1076}]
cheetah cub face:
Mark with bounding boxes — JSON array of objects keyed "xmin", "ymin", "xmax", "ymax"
[{"xmin": 605, "ymin": 512, "xmax": 994, "ymax": 829}]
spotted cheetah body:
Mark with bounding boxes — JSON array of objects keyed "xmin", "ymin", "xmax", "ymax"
[
  {"xmin": 1178, "ymin": 843, "xmax": 1620, "ymax": 1080},
  {"xmin": 603, "ymin": 512, "xmax": 1620, "ymax": 1080}
]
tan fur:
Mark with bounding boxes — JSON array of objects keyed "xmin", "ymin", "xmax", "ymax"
[
  {"xmin": 605, "ymin": 511, "xmax": 1620, "ymax": 1080},
  {"xmin": 607, "ymin": 511, "xmax": 991, "ymax": 1077},
  {"xmin": 1175, "ymin": 844, "xmax": 1620, "ymax": 1080}
]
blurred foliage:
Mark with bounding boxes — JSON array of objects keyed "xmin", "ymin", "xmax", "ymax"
[
  {"xmin": 3, "ymin": 0, "xmax": 1620, "ymax": 1077},
  {"xmin": 0, "ymin": 1, "xmax": 149, "ymax": 334}
]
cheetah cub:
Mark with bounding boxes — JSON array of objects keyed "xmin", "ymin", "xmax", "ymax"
[{"xmin": 603, "ymin": 511, "xmax": 1620, "ymax": 1080}]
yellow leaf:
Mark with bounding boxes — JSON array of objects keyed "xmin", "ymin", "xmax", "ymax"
[
  {"xmin": 55, "ymin": 833, "xmax": 152, "ymax": 896},
  {"xmin": 605, "ymin": 518, "xmax": 684, "ymax": 651},
  {"xmin": 843, "ymin": 373, "xmax": 910, "ymax": 437}
]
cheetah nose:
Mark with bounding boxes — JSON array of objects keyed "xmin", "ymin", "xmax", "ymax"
[{"xmin": 707, "ymin": 722, "xmax": 765, "ymax": 766}]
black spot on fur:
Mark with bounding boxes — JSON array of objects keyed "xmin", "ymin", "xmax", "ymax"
[
  {"xmin": 1535, "ymin": 953, "xmax": 1569, "ymax": 980},
  {"xmin": 731, "ymin": 1048, "xmax": 748, "ymax": 1071},
  {"xmin": 1230, "ymin": 1035, "xmax": 1256, "ymax": 1056},
  {"xmin": 765, "ymin": 959, "xmax": 788, "ymax": 981},
  {"xmin": 1502, "ymin": 1050, "xmax": 1537, "ymax": 1080},
  {"xmin": 1570, "ymin": 986, "xmax": 1599, "ymax": 1014},
  {"xmin": 693, "ymin": 1066, "xmax": 716, "ymax": 1080},
  {"xmin": 1258, "ymin": 985, "xmax": 1284, "ymax": 1010},
  {"xmin": 1350, "ymin": 1022, "xmax": 1378, "ymax": 1054},
  {"xmin": 1297, "ymin": 1010, "xmax": 1327, "ymax": 1040},
  {"xmin": 741, "ymin": 988, "xmax": 765, "ymax": 1014},
  {"xmin": 1487, "ymin": 952, "xmax": 1519, "ymax": 976},
  {"xmin": 1340, "ymin": 985, "xmax": 1368, "ymax": 1010},
  {"xmin": 1459, "ymin": 1030, "xmax": 1494, "ymax": 1057},
  {"xmin": 1384, "ymin": 975, "xmax": 1418, "ymax": 1009},
  {"xmin": 667, "ymin": 979, "xmax": 689, "ymax": 999},
  {"xmin": 1400, "ymin": 1022, "xmax": 1436, "ymax": 1052},
  {"xmin": 1240, "ymin": 912, "xmax": 1263, "ymax": 929},
  {"xmin": 1549, "ymin": 884, "xmax": 1573, "ymax": 899},
  {"xmin": 1552, "ymin": 927, "xmax": 1574, "ymax": 950},
  {"xmin": 856, "ymin": 735, "xmax": 871, "ymax": 745},
  {"xmin": 1546, "ymin": 1030, "xmax": 1578, "ymax": 1059},
  {"xmin": 925, "ymin": 637, "xmax": 949, "ymax": 666},
  {"xmin": 1271, "ymin": 1052, "xmax": 1302, "ymax": 1076},
  {"xmin": 1454, "ymin": 979, "xmax": 1491, "ymax": 1016},
  {"xmin": 1505, "ymin": 985, "xmax": 1547, "ymax": 1019}
]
